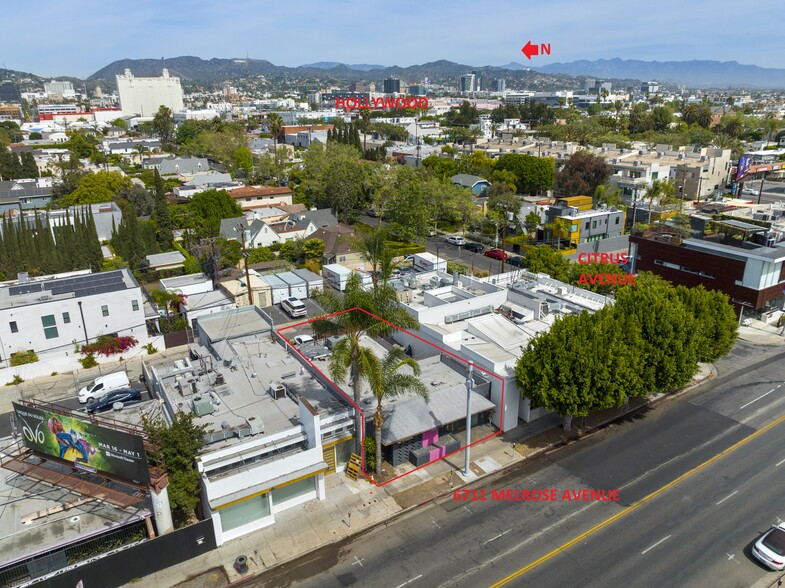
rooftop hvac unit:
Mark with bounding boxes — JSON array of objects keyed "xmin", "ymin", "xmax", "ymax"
[
  {"xmin": 269, "ymin": 382, "xmax": 287, "ymax": 400},
  {"xmin": 192, "ymin": 395, "xmax": 215, "ymax": 417},
  {"xmin": 246, "ymin": 416, "xmax": 265, "ymax": 435},
  {"xmin": 214, "ymin": 372, "xmax": 225, "ymax": 385}
]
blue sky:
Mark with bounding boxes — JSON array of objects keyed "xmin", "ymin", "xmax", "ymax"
[{"xmin": 4, "ymin": 0, "xmax": 784, "ymax": 78}]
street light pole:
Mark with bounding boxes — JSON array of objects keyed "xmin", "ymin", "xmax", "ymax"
[
  {"xmin": 464, "ymin": 364, "xmax": 473, "ymax": 477},
  {"xmin": 238, "ymin": 224, "xmax": 254, "ymax": 306}
]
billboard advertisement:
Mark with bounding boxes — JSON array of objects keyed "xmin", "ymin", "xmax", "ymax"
[
  {"xmin": 13, "ymin": 403, "xmax": 150, "ymax": 484},
  {"xmin": 736, "ymin": 154, "xmax": 752, "ymax": 181}
]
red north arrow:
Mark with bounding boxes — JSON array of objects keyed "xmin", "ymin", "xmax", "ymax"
[{"xmin": 521, "ymin": 41, "xmax": 539, "ymax": 60}]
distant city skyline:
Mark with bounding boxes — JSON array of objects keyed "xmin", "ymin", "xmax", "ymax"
[{"xmin": 3, "ymin": 0, "xmax": 784, "ymax": 78}]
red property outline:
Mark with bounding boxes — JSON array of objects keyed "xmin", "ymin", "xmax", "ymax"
[{"xmin": 276, "ymin": 308, "xmax": 505, "ymax": 487}]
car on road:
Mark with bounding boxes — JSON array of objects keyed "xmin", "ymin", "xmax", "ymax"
[
  {"xmin": 484, "ymin": 248, "xmax": 509, "ymax": 260},
  {"xmin": 445, "ymin": 235, "xmax": 466, "ymax": 246},
  {"xmin": 86, "ymin": 388, "xmax": 142, "ymax": 414},
  {"xmin": 742, "ymin": 187, "xmax": 760, "ymax": 196},
  {"xmin": 752, "ymin": 523, "xmax": 785, "ymax": 570},
  {"xmin": 506, "ymin": 255, "xmax": 523, "ymax": 267},
  {"xmin": 464, "ymin": 242, "xmax": 485, "ymax": 253}
]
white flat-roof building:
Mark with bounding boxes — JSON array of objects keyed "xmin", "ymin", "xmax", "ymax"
[{"xmin": 116, "ymin": 69, "xmax": 184, "ymax": 117}]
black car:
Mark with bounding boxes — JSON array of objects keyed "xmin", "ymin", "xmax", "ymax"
[
  {"xmin": 464, "ymin": 242, "xmax": 485, "ymax": 253},
  {"xmin": 86, "ymin": 388, "xmax": 142, "ymax": 414},
  {"xmin": 506, "ymin": 256, "xmax": 524, "ymax": 267}
]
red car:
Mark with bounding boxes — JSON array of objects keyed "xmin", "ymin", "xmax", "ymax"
[{"xmin": 484, "ymin": 248, "xmax": 509, "ymax": 260}]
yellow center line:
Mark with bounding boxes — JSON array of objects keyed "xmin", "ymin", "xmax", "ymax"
[{"xmin": 489, "ymin": 412, "xmax": 785, "ymax": 587}]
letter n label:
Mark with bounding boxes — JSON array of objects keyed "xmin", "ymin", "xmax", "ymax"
[{"xmin": 540, "ymin": 44, "xmax": 551, "ymax": 55}]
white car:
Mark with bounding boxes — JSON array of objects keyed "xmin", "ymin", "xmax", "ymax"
[
  {"xmin": 742, "ymin": 187, "xmax": 760, "ymax": 196},
  {"xmin": 445, "ymin": 235, "xmax": 466, "ymax": 246},
  {"xmin": 752, "ymin": 523, "xmax": 785, "ymax": 570},
  {"xmin": 293, "ymin": 335, "xmax": 314, "ymax": 346}
]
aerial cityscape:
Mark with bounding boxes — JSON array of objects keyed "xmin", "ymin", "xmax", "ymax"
[{"xmin": 1, "ymin": 2, "xmax": 784, "ymax": 587}]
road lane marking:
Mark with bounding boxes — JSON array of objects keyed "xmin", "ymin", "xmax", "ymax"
[
  {"xmin": 776, "ymin": 457, "xmax": 785, "ymax": 467},
  {"xmin": 432, "ymin": 519, "xmax": 441, "ymax": 529},
  {"xmin": 352, "ymin": 556, "xmax": 363, "ymax": 567},
  {"xmin": 740, "ymin": 383, "xmax": 783, "ymax": 410},
  {"xmin": 484, "ymin": 530, "xmax": 511, "ymax": 545},
  {"xmin": 641, "ymin": 535, "xmax": 671, "ymax": 555},
  {"xmin": 716, "ymin": 490, "xmax": 739, "ymax": 505},
  {"xmin": 488, "ymin": 412, "xmax": 785, "ymax": 588},
  {"xmin": 395, "ymin": 574, "xmax": 423, "ymax": 588}
]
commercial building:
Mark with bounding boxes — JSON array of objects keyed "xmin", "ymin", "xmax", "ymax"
[
  {"xmin": 545, "ymin": 198, "xmax": 626, "ymax": 247},
  {"xmin": 116, "ymin": 69, "xmax": 185, "ymax": 117},
  {"xmin": 459, "ymin": 74, "xmax": 476, "ymax": 94},
  {"xmin": 383, "ymin": 77, "xmax": 401, "ymax": 94},
  {"xmin": 43, "ymin": 80, "xmax": 76, "ymax": 98},
  {"xmin": 630, "ymin": 230, "xmax": 785, "ymax": 316},
  {"xmin": 145, "ymin": 307, "xmax": 355, "ymax": 545}
]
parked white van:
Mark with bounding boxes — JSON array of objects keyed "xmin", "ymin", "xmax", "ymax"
[
  {"xmin": 282, "ymin": 297, "xmax": 307, "ymax": 318},
  {"xmin": 78, "ymin": 371, "xmax": 131, "ymax": 404}
]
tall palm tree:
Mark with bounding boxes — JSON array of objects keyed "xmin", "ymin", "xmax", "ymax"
[
  {"xmin": 314, "ymin": 274, "xmax": 418, "ymax": 453},
  {"xmin": 366, "ymin": 347, "xmax": 428, "ymax": 478},
  {"xmin": 267, "ymin": 113, "xmax": 284, "ymax": 183}
]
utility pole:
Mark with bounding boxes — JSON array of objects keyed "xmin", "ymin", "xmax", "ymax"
[
  {"xmin": 238, "ymin": 224, "xmax": 254, "ymax": 307},
  {"xmin": 464, "ymin": 364, "xmax": 474, "ymax": 477}
]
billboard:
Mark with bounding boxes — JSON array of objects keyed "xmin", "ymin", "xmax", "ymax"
[
  {"xmin": 736, "ymin": 154, "xmax": 752, "ymax": 181},
  {"xmin": 13, "ymin": 403, "xmax": 150, "ymax": 484}
]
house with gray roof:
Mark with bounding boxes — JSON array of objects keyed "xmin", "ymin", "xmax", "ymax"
[
  {"xmin": 158, "ymin": 157, "xmax": 210, "ymax": 176},
  {"xmin": 451, "ymin": 173, "xmax": 491, "ymax": 195}
]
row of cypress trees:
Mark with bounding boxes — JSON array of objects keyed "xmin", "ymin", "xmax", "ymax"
[{"xmin": 0, "ymin": 208, "xmax": 103, "ymax": 279}]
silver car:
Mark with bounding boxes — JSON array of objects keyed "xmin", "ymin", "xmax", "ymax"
[{"xmin": 752, "ymin": 523, "xmax": 785, "ymax": 570}]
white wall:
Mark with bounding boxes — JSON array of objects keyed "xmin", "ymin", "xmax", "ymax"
[{"xmin": 1, "ymin": 288, "xmax": 150, "ymax": 365}]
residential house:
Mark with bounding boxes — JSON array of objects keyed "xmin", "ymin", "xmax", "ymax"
[
  {"xmin": 144, "ymin": 251, "xmax": 185, "ymax": 272},
  {"xmin": 0, "ymin": 269, "xmax": 150, "ymax": 372},
  {"xmin": 451, "ymin": 174, "xmax": 491, "ymax": 195},
  {"xmin": 173, "ymin": 173, "xmax": 241, "ymax": 198},
  {"xmin": 0, "ymin": 178, "xmax": 53, "ymax": 213},
  {"xmin": 309, "ymin": 224, "xmax": 363, "ymax": 267},
  {"xmin": 101, "ymin": 138, "xmax": 161, "ymax": 156},
  {"xmin": 229, "ymin": 185, "xmax": 293, "ymax": 210},
  {"xmin": 544, "ymin": 200, "xmax": 625, "ymax": 248}
]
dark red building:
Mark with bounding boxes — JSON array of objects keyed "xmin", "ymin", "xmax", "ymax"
[{"xmin": 630, "ymin": 233, "xmax": 785, "ymax": 317}]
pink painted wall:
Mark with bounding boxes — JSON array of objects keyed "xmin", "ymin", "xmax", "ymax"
[{"xmin": 422, "ymin": 428, "xmax": 439, "ymax": 447}]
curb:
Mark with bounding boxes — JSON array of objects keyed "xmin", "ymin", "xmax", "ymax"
[{"xmin": 223, "ymin": 366, "xmax": 718, "ymax": 586}]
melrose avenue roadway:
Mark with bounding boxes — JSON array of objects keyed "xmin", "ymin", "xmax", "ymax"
[{"xmin": 251, "ymin": 340, "xmax": 785, "ymax": 588}]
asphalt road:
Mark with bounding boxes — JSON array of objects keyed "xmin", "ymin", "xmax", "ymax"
[
  {"xmin": 740, "ymin": 179, "xmax": 785, "ymax": 205},
  {"xmin": 249, "ymin": 340, "xmax": 785, "ymax": 588}
]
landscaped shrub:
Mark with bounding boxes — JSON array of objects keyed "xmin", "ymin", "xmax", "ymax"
[
  {"xmin": 81, "ymin": 335, "xmax": 138, "ymax": 357},
  {"xmin": 10, "ymin": 350, "xmax": 39, "ymax": 366},
  {"xmin": 80, "ymin": 354, "xmax": 98, "ymax": 369}
]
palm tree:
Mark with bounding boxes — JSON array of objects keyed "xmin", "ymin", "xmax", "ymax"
[
  {"xmin": 366, "ymin": 347, "xmax": 429, "ymax": 478},
  {"xmin": 644, "ymin": 179, "xmax": 675, "ymax": 223},
  {"xmin": 267, "ymin": 113, "xmax": 284, "ymax": 183},
  {"xmin": 762, "ymin": 114, "xmax": 781, "ymax": 144},
  {"xmin": 314, "ymin": 274, "xmax": 418, "ymax": 453}
]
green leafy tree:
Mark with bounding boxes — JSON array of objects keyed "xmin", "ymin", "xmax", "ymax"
[
  {"xmin": 495, "ymin": 153, "xmax": 554, "ymax": 194},
  {"xmin": 380, "ymin": 166, "xmax": 432, "ymax": 242},
  {"xmin": 20, "ymin": 151, "xmax": 38, "ymax": 177},
  {"xmin": 116, "ymin": 184, "xmax": 154, "ymax": 216},
  {"xmin": 152, "ymin": 105, "xmax": 176, "ymax": 150},
  {"xmin": 187, "ymin": 189, "xmax": 243, "ymax": 236},
  {"xmin": 422, "ymin": 155, "xmax": 459, "ymax": 180},
  {"xmin": 302, "ymin": 238, "xmax": 325, "ymax": 262},
  {"xmin": 232, "ymin": 146, "xmax": 253, "ymax": 178},
  {"xmin": 524, "ymin": 211, "xmax": 541, "ymax": 239},
  {"xmin": 522, "ymin": 245, "xmax": 571, "ymax": 281},
  {"xmin": 556, "ymin": 151, "xmax": 610, "ymax": 196},
  {"xmin": 60, "ymin": 171, "xmax": 132, "ymax": 206},
  {"xmin": 151, "ymin": 168, "xmax": 174, "ymax": 248},
  {"xmin": 365, "ymin": 347, "xmax": 429, "ymax": 477},
  {"xmin": 247, "ymin": 246, "xmax": 276, "ymax": 263},
  {"xmin": 143, "ymin": 412, "xmax": 207, "ymax": 526}
]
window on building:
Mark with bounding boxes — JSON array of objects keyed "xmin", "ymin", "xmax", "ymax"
[
  {"xmin": 271, "ymin": 477, "xmax": 316, "ymax": 507},
  {"xmin": 131, "ymin": 300, "xmax": 139, "ymax": 312},
  {"xmin": 220, "ymin": 493, "xmax": 271, "ymax": 532},
  {"xmin": 585, "ymin": 222, "xmax": 590, "ymax": 230},
  {"xmin": 62, "ymin": 312, "xmax": 70, "ymax": 324},
  {"xmin": 41, "ymin": 315, "xmax": 58, "ymax": 339},
  {"xmin": 615, "ymin": 217, "xmax": 620, "ymax": 225},
  {"xmin": 9, "ymin": 321, "xmax": 18, "ymax": 333},
  {"xmin": 101, "ymin": 305, "xmax": 109, "ymax": 317},
  {"xmin": 592, "ymin": 221, "xmax": 597, "ymax": 229}
]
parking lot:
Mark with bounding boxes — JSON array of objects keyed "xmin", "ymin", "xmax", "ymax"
[{"xmin": 261, "ymin": 298, "xmax": 327, "ymax": 330}]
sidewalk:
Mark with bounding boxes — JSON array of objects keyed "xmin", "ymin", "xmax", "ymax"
[
  {"xmin": 738, "ymin": 316, "xmax": 785, "ymax": 346},
  {"xmin": 129, "ymin": 363, "xmax": 717, "ymax": 588}
]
